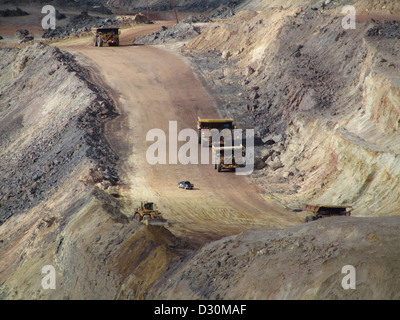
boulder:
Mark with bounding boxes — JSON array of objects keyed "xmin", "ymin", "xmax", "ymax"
[
  {"xmin": 222, "ymin": 50, "xmax": 231, "ymax": 60},
  {"xmin": 244, "ymin": 66, "xmax": 255, "ymax": 77},
  {"xmin": 0, "ymin": 8, "xmax": 29, "ymax": 17},
  {"xmin": 15, "ymin": 29, "xmax": 29, "ymax": 40},
  {"xmin": 266, "ymin": 156, "xmax": 284, "ymax": 171},
  {"xmin": 249, "ymin": 91, "xmax": 260, "ymax": 101},
  {"xmin": 210, "ymin": 69, "xmax": 225, "ymax": 80},
  {"xmin": 254, "ymin": 156, "xmax": 266, "ymax": 170},
  {"xmin": 132, "ymin": 13, "xmax": 147, "ymax": 24},
  {"xmin": 261, "ymin": 149, "xmax": 274, "ymax": 161},
  {"xmin": 20, "ymin": 35, "xmax": 34, "ymax": 43}
]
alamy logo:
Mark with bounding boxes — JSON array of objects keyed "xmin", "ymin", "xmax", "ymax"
[
  {"xmin": 146, "ymin": 121, "xmax": 254, "ymax": 175},
  {"xmin": 341, "ymin": 265, "xmax": 356, "ymax": 290},
  {"xmin": 41, "ymin": 265, "xmax": 56, "ymax": 290},
  {"xmin": 342, "ymin": 5, "xmax": 356, "ymax": 30},
  {"xmin": 42, "ymin": 5, "xmax": 56, "ymax": 30}
]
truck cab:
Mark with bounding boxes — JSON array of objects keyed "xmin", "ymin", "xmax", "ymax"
[{"xmin": 93, "ymin": 27, "xmax": 121, "ymax": 47}]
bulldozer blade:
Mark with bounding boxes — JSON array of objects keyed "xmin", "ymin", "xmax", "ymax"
[{"xmin": 142, "ymin": 219, "xmax": 168, "ymax": 226}]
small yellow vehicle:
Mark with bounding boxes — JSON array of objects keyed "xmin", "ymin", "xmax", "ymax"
[
  {"xmin": 93, "ymin": 27, "xmax": 120, "ymax": 47},
  {"xmin": 303, "ymin": 204, "xmax": 353, "ymax": 222},
  {"xmin": 133, "ymin": 201, "xmax": 168, "ymax": 226}
]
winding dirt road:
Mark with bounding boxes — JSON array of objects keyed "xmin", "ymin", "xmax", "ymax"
[{"xmin": 58, "ymin": 25, "xmax": 301, "ymax": 245}]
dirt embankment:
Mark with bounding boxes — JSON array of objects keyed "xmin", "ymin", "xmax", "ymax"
[
  {"xmin": 124, "ymin": 1, "xmax": 400, "ymax": 299},
  {"xmin": 239, "ymin": 0, "xmax": 400, "ymax": 13},
  {"xmin": 108, "ymin": 0, "xmax": 243, "ymax": 13},
  {"xmin": 182, "ymin": 4, "xmax": 400, "ymax": 216},
  {"xmin": 151, "ymin": 216, "xmax": 400, "ymax": 299},
  {"xmin": 0, "ymin": 43, "xmax": 185, "ymax": 299},
  {"xmin": 0, "ymin": 43, "xmax": 118, "ymax": 224},
  {"xmin": 1, "ymin": 0, "xmax": 400, "ymax": 300},
  {"xmin": 0, "ymin": 0, "xmax": 241, "ymax": 16}
]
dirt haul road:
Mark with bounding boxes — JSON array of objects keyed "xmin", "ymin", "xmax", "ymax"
[{"xmin": 57, "ymin": 26, "xmax": 301, "ymax": 245}]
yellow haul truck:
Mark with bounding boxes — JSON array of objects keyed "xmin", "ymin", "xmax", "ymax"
[
  {"xmin": 212, "ymin": 145, "xmax": 245, "ymax": 172},
  {"xmin": 197, "ymin": 117, "xmax": 236, "ymax": 146},
  {"xmin": 303, "ymin": 204, "xmax": 353, "ymax": 222},
  {"xmin": 93, "ymin": 27, "xmax": 121, "ymax": 47}
]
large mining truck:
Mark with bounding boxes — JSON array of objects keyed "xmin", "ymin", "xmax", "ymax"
[
  {"xmin": 303, "ymin": 204, "xmax": 353, "ymax": 222},
  {"xmin": 197, "ymin": 117, "xmax": 236, "ymax": 147},
  {"xmin": 93, "ymin": 27, "xmax": 120, "ymax": 47},
  {"xmin": 133, "ymin": 201, "xmax": 168, "ymax": 226},
  {"xmin": 212, "ymin": 144, "xmax": 245, "ymax": 172}
]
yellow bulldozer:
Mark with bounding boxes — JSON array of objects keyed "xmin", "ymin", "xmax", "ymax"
[
  {"xmin": 93, "ymin": 27, "xmax": 120, "ymax": 47},
  {"xmin": 133, "ymin": 201, "xmax": 168, "ymax": 226}
]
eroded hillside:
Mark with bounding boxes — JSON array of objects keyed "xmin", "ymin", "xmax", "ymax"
[
  {"xmin": 0, "ymin": 44, "xmax": 185, "ymax": 299},
  {"xmin": 151, "ymin": 216, "xmax": 400, "ymax": 299},
  {"xmin": 0, "ymin": 0, "xmax": 399, "ymax": 300},
  {"xmin": 182, "ymin": 4, "xmax": 400, "ymax": 216}
]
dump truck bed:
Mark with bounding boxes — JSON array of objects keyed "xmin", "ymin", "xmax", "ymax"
[
  {"xmin": 197, "ymin": 117, "xmax": 234, "ymax": 129},
  {"xmin": 303, "ymin": 204, "xmax": 353, "ymax": 222},
  {"xmin": 212, "ymin": 145, "xmax": 244, "ymax": 152},
  {"xmin": 92, "ymin": 27, "xmax": 120, "ymax": 33},
  {"xmin": 304, "ymin": 204, "xmax": 353, "ymax": 214},
  {"xmin": 197, "ymin": 117, "xmax": 234, "ymax": 123}
]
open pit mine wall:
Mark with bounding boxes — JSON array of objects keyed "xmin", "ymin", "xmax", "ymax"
[
  {"xmin": 283, "ymin": 69, "xmax": 400, "ymax": 216},
  {"xmin": 77, "ymin": 0, "xmax": 400, "ymax": 14},
  {"xmin": 1, "ymin": 0, "xmax": 245, "ymax": 12},
  {"xmin": 0, "ymin": 43, "xmax": 181, "ymax": 300},
  {"xmin": 185, "ymin": 6, "xmax": 400, "ymax": 216},
  {"xmin": 150, "ymin": 215, "xmax": 400, "ymax": 300},
  {"xmin": 108, "ymin": 0, "xmax": 244, "ymax": 12},
  {"xmin": 238, "ymin": 0, "xmax": 400, "ymax": 12},
  {"xmin": 0, "ymin": 43, "xmax": 118, "ymax": 224},
  {"xmin": 273, "ymin": 26, "xmax": 400, "ymax": 216},
  {"xmin": 2, "ymin": 0, "xmax": 400, "ymax": 15},
  {"xmin": 0, "ymin": 43, "xmax": 118, "ymax": 299}
]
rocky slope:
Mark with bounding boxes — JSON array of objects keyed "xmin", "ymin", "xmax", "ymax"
[
  {"xmin": 151, "ymin": 216, "xmax": 400, "ymax": 299},
  {"xmin": 0, "ymin": 43, "xmax": 187, "ymax": 299},
  {"xmin": 239, "ymin": 0, "xmax": 400, "ymax": 13},
  {"xmin": 1, "ymin": 0, "xmax": 400, "ymax": 300},
  {"xmin": 182, "ymin": 3, "xmax": 400, "ymax": 217},
  {"xmin": 0, "ymin": 0, "xmax": 242, "ymax": 13},
  {"xmin": 0, "ymin": 43, "xmax": 118, "ymax": 224},
  {"xmin": 137, "ymin": 1, "xmax": 400, "ymax": 299}
]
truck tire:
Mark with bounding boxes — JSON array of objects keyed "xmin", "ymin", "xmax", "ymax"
[
  {"xmin": 134, "ymin": 212, "xmax": 141, "ymax": 221},
  {"xmin": 99, "ymin": 39, "xmax": 103, "ymax": 47},
  {"xmin": 218, "ymin": 164, "xmax": 222, "ymax": 172},
  {"xmin": 94, "ymin": 37, "xmax": 98, "ymax": 47},
  {"xmin": 305, "ymin": 216, "xmax": 314, "ymax": 223}
]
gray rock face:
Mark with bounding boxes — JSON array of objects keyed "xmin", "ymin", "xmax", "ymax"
[{"xmin": 0, "ymin": 43, "xmax": 118, "ymax": 226}]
